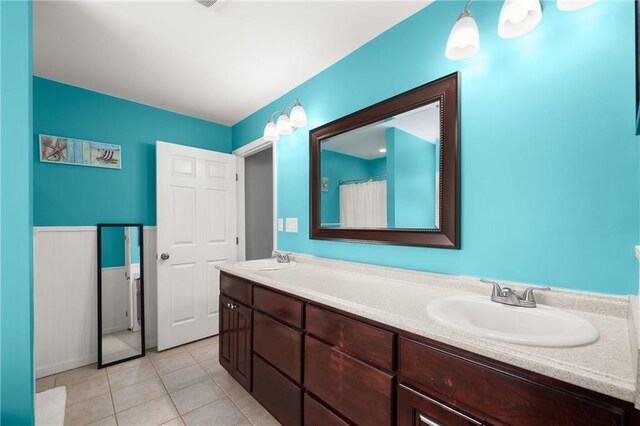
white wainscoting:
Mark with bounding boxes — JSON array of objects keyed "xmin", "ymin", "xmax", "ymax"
[
  {"xmin": 34, "ymin": 226, "xmax": 158, "ymax": 378},
  {"xmin": 101, "ymin": 267, "xmax": 129, "ymax": 333}
]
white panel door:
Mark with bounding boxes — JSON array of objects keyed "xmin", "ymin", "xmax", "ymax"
[{"xmin": 157, "ymin": 141, "xmax": 237, "ymax": 350}]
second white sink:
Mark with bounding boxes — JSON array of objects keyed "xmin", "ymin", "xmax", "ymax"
[
  {"xmin": 236, "ymin": 258, "xmax": 297, "ymax": 271},
  {"xmin": 427, "ymin": 295, "xmax": 599, "ymax": 348}
]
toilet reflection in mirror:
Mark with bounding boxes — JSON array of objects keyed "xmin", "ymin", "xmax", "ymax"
[
  {"xmin": 320, "ymin": 100, "xmax": 441, "ymax": 230},
  {"xmin": 97, "ymin": 224, "xmax": 145, "ymax": 368}
]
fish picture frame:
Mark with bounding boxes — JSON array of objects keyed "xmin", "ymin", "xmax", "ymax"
[{"xmin": 39, "ymin": 134, "xmax": 122, "ymax": 169}]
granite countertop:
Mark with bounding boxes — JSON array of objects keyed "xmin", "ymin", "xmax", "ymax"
[{"xmin": 216, "ymin": 254, "xmax": 637, "ymax": 403}]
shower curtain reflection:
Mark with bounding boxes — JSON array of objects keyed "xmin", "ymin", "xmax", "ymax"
[{"xmin": 339, "ymin": 179, "xmax": 387, "ymax": 228}]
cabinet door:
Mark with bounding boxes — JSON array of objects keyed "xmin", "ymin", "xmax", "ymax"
[
  {"xmin": 219, "ymin": 295, "xmax": 234, "ymax": 372},
  {"xmin": 398, "ymin": 384, "xmax": 482, "ymax": 426},
  {"xmin": 232, "ymin": 301, "xmax": 253, "ymax": 391}
]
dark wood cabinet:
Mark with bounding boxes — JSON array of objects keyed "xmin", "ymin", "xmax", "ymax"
[
  {"xmin": 219, "ymin": 272, "xmax": 639, "ymax": 426},
  {"xmin": 218, "ymin": 294, "xmax": 252, "ymax": 391}
]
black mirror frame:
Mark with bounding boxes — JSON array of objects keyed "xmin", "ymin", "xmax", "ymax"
[
  {"xmin": 97, "ymin": 223, "xmax": 146, "ymax": 369},
  {"xmin": 310, "ymin": 72, "xmax": 460, "ymax": 248}
]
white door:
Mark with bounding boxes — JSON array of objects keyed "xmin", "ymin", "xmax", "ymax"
[{"xmin": 157, "ymin": 141, "xmax": 237, "ymax": 350}]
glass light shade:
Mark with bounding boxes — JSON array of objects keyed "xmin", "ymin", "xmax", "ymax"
[
  {"xmin": 445, "ymin": 12, "xmax": 480, "ymax": 60},
  {"xmin": 498, "ymin": 0, "xmax": 543, "ymax": 39},
  {"xmin": 557, "ymin": 0, "xmax": 595, "ymax": 11},
  {"xmin": 290, "ymin": 101, "xmax": 307, "ymax": 128},
  {"xmin": 276, "ymin": 112, "xmax": 293, "ymax": 135},
  {"xmin": 263, "ymin": 119, "xmax": 279, "ymax": 142}
]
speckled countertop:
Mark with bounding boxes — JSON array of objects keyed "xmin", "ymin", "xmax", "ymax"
[{"xmin": 216, "ymin": 254, "xmax": 637, "ymax": 403}]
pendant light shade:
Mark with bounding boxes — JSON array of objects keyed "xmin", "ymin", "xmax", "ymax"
[
  {"xmin": 557, "ymin": 0, "xmax": 596, "ymax": 11},
  {"xmin": 263, "ymin": 119, "xmax": 279, "ymax": 142},
  {"xmin": 290, "ymin": 99, "xmax": 307, "ymax": 128},
  {"xmin": 498, "ymin": 0, "xmax": 543, "ymax": 39},
  {"xmin": 445, "ymin": 10, "xmax": 480, "ymax": 60},
  {"xmin": 276, "ymin": 112, "xmax": 293, "ymax": 135}
]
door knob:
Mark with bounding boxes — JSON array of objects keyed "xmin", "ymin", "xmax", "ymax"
[{"xmin": 160, "ymin": 253, "xmax": 170, "ymax": 260}]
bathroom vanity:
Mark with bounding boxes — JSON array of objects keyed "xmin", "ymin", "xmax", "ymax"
[{"xmin": 217, "ymin": 257, "xmax": 640, "ymax": 426}]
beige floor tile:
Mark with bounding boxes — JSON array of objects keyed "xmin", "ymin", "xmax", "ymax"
[
  {"xmin": 152, "ymin": 351, "xmax": 197, "ymax": 375},
  {"xmin": 108, "ymin": 362, "xmax": 157, "ymax": 390},
  {"xmin": 147, "ymin": 346, "xmax": 188, "ymax": 361},
  {"xmin": 106, "ymin": 355, "xmax": 150, "ymax": 375},
  {"xmin": 64, "ymin": 394, "xmax": 114, "ymax": 426},
  {"xmin": 66, "ymin": 375, "xmax": 111, "ymax": 406},
  {"xmin": 212, "ymin": 372, "xmax": 245, "ymax": 395},
  {"xmin": 161, "ymin": 365, "xmax": 209, "ymax": 393},
  {"xmin": 248, "ymin": 408, "xmax": 281, "ymax": 426},
  {"xmin": 115, "ymin": 395, "xmax": 179, "ymax": 426},
  {"xmin": 36, "ymin": 375, "xmax": 56, "ymax": 393},
  {"xmin": 170, "ymin": 378, "xmax": 225, "ymax": 415},
  {"xmin": 227, "ymin": 387, "xmax": 265, "ymax": 418},
  {"xmin": 161, "ymin": 418, "xmax": 185, "ymax": 426},
  {"xmin": 112, "ymin": 376, "xmax": 167, "ymax": 413},
  {"xmin": 182, "ymin": 397, "xmax": 248, "ymax": 426},
  {"xmin": 85, "ymin": 415, "xmax": 117, "ymax": 426},
  {"xmin": 185, "ymin": 338, "xmax": 218, "ymax": 363},
  {"xmin": 199, "ymin": 358, "xmax": 227, "ymax": 380},
  {"xmin": 56, "ymin": 364, "xmax": 106, "ymax": 387}
]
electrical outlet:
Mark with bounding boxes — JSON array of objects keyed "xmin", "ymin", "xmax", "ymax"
[
  {"xmin": 285, "ymin": 218, "xmax": 298, "ymax": 233},
  {"xmin": 277, "ymin": 218, "xmax": 284, "ymax": 232}
]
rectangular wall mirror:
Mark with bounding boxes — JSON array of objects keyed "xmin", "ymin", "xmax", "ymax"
[
  {"xmin": 310, "ymin": 73, "xmax": 460, "ymax": 248},
  {"xmin": 98, "ymin": 224, "xmax": 145, "ymax": 368}
]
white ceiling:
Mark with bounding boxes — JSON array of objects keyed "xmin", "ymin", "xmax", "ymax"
[
  {"xmin": 34, "ymin": 0, "xmax": 432, "ymax": 126},
  {"xmin": 323, "ymin": 101, "xmax": 440, "ymax": 160}
]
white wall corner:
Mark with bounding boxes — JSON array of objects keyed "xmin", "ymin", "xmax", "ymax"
[{"xmin": 636, "ymin": 246, "xmax": 640, "ymax": 263}]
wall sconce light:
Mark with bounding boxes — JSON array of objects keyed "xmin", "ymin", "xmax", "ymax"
[
  {"xmin": 263, "ymin": 98, "xmax": 307, "ymax": 142},
  {"xmin": 445, "ymin": 0, "xmax": 480, "ymax": 60}
]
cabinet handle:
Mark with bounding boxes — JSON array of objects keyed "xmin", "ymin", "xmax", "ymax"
[
  {"xmin": 418, "ymin": 414, "xmax": 443, "ymax": 426},
  {"xmin": 226, "ymin": 302, "xmax": 232, "ymax": 308}
]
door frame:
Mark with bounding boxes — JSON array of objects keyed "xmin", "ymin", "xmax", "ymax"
[{"xmin": 233, "ymin": 137, "xmax": 278, "ymax": 261}]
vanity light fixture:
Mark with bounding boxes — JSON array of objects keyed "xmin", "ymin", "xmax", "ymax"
[
  {"xmin": 498, "ymin": 0, "xmax": 543, "ymax": 39},
  {"xmin": 557, "ymin": 0, "xmax": 596, "ymax": 11},
  {"xmin": 263, "ymin": 98, "xmax": 307, "ymax": 142},
  {"xmin": 445, "ymin": 0, "xmax": 480, "ymax": 60}
]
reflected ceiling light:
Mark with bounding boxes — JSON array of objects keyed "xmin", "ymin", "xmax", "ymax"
[
  {"xmin": 498, "ymin": 0, "xmax": 543, "ymax": 39},
  {"xmin": 262, "ymin": 98, "xmax": 307, "ymax": 141},
  {"xmin": 557, "ymin": 0, "xmax": 596, "ymax": 11},
  {"xmin": 445, "ymin": 0, "xmax": 480, "ymax": 60},
  {"xmin": 378, "ymin": 148, "xmax": 387, "ymax": 153}
]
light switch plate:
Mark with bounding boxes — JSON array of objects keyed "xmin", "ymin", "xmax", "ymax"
[
  {"xmin": 277, "ymin": 218, "xmax": 284, "ymax": 232},
  {"xmin": 285, "ymin": 218, "xmax": 298, "ymax": 233}
]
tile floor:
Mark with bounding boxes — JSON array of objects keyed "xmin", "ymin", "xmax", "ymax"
[{"xmin": 36, "ymin": 336, "xmax": 281, "ymax": 426}]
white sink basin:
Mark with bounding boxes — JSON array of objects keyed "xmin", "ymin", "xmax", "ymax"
[
  {"xmin": 236, "ymin": 258, "xmax": 297, "ymax": 271},
  {"xmin": 427, "ymin": 295, "xmax": 599, "ymax": 348}
]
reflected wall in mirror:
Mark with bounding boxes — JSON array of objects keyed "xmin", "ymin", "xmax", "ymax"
[
  {"xmin": 310, "ymin": 73, "xmax": 459, "ymax": 248},
  {"xmin": 98, "ymin": 224, "xmax": 145, "ymax": 368},
  {"xmin": 320, "ymin": 101, "xmax": 441, "ymax": 230}
]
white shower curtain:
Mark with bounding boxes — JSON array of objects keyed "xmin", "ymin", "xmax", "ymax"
[{"xmin": 339, "ymin": 180, "xmax": 387, "ymax": 228}]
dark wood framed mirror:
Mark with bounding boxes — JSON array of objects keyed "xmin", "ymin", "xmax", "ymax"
[
  {"xmin": 310, "ymin": 72, "xmax": 460, "ymax": 248},
  {"xmin": 97, "ymin": 223, "xmax": 146, "ymax": 368}
]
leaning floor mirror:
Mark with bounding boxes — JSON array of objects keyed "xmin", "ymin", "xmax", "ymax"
[{"xmin": 97, "ymin": 224, "xmax": 145, "ymax": 368}]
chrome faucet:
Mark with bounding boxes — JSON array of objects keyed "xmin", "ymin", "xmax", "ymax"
[
  {"xmin": 271, "ymin": 250, "xmax": 291, "ymax": 264},
  {"xmin": 480, "ymin": 279, "xmax": 550, "ymax": 308}
]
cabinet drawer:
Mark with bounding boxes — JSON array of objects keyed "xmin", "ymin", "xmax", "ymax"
[
  {"xmin": 303, "ymin": 394, "xmax": 349, "ymax": 426},
  {"xmin": 220, "ymin": 273, "xmax": 253, "ymax": 306},
  {"xmin": 398, "ymin": 384, "xmax": 482, "ymax": 426},
  {"xmin": 304, "ymin": 336, "xmax": 393, "ymax": 426},
  {"xmin": 305, "ymin": 304, "xmax": 394, "ymax": 371},
  {"xmin": 254, "ymin": 311, "xmax": 303, "ymax": 383},
  {"xmin": 399, "ymin": 337, "xmax": 627, "ymax": 426},
  {"xmin": 254, "ymin": 286, "xmax": 304, "ymax": 328},
  {"xmin": 253, "ymin": 354, "xmax": 302, "ymax": 426}
]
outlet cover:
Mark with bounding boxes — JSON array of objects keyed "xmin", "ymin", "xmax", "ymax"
[{"xmin": 285, "ymin": 218, "xmax": 298, "ymax": 233}]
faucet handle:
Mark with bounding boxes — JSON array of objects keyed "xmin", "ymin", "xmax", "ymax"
[
  {"xmin": 480, "ymin": 279, "xmax": 502, "ymax": 297},
  {"xmin": 521, "ymin": 286, "xmax": 550, "ymax": 303}
]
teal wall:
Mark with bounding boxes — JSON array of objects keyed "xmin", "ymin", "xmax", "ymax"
[
  {"xmin": 0, "ymin": 0, "xmax": 34, "ymax": 423},
  {"xmin": 101, "ymin": 227, "xmax": 125, "ymax": 268},
  {"xmin": 33, "ymin": 77, "xmax": 232, "ymax": 226},
  {"xmin": 386, "ymin": 128, "xmax": 436, "ymax": 229},
  {"xmin": 232, "ymin": 0, "xmax": 639, "ymax": 295},
  {"xmin": 131, "ymin": 226, "xmax": 140, "ymax": 264}
]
